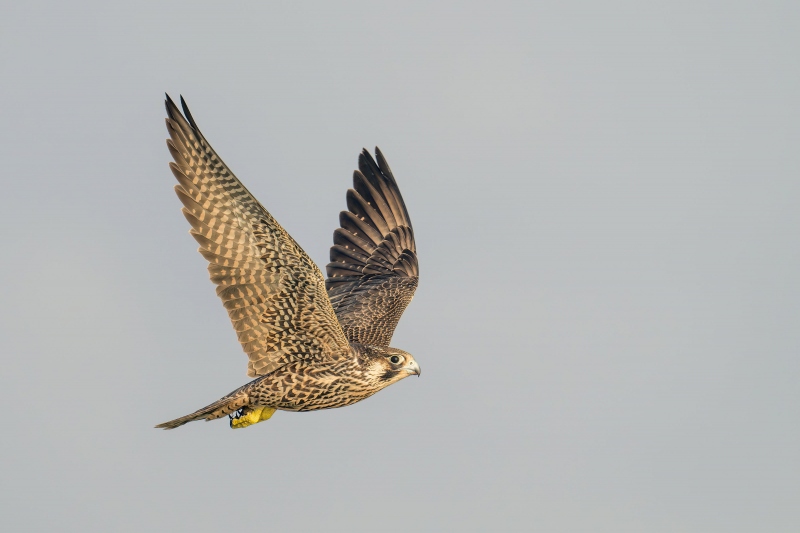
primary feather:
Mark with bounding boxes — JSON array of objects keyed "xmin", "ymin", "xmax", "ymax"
[{"xmin": 326, "ymin": 149, "xmax": 419, "ymax": 346}]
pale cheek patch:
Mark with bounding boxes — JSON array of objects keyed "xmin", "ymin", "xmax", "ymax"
[{"xmin": 364, "ymin": 362, "xmax": 389, "ymax": 381}]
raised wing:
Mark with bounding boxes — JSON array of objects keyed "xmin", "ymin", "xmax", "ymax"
[
  {"xmin": 165, "ymin": 95, "xmax": 350, "ymax": 377},
  {"xmin": 325, "ymin": 149, "xmax": 419, "ymax": 346}
]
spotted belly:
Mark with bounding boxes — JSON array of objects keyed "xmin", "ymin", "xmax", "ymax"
[{"xmin": 245, "ymin": 361, "xmax": 380, "ymax": 412}]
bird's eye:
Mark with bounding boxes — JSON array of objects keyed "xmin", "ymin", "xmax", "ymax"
[{"xmin": 390, "ymin": 355, "xmax": 401, "ymax": 364}]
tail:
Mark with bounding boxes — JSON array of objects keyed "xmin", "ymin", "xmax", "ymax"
[{"xmin": 155, "ymin": 392, "xmax": 249, "ymax": 430}]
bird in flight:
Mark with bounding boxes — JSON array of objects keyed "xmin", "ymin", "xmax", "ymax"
[{"xmin": 156, "ymin": 95, "xmax": 420, "ymax": 430}]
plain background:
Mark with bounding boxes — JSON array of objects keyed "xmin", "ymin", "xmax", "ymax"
[{"xmin": 1, "ymin": 1, "xmax": 798, "ymax": 531}]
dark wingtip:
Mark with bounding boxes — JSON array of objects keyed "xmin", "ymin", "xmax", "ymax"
[
  {"xmin": 359, "ymin": 148, "xmax": 378, "ymax": 170},
  {"xmin": 165, "ymin": 93, "xmax": 179, "ymax": 119},
  {"xmin": 180, "ymin": 95, "xmax": 199, "ymax": 129},
  {"xmin": 374, "ymin": 146, "xmax": 395, "ymax": 181},
  {"xmin": 374, "ymin": 146, "xmax": 387, "ymax": 168}
]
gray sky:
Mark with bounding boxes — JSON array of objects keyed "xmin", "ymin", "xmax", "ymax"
[{"xmin": 1, "ymin": 1, "xmax": 798, "ymax": 531}]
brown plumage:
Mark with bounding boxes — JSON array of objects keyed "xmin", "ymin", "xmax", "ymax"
[{"xmin": 156, "ymin": 95, "xmax": 420, "ymax": 430}]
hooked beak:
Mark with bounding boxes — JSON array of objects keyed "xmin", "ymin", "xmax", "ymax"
[{"xmin": 405, "ymin": 361, "xmax": 421, "ymax": 377}]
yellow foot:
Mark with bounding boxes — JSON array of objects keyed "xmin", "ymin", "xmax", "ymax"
[{"xmin": 230, "ymin": 406, "xmax": 276, "ymax": 429}]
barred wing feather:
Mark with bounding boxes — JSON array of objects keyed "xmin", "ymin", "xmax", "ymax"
[
  {"xmin": 165, "ymin": 95, "xmax": 350, "ymax": 377},
  {"xmin": 326, "ymin": 149, "xmax": 419, "ymax": 346}
]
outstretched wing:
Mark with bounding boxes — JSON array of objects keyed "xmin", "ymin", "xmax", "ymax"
[
  {"xmin": 325, "ymin": 149, "xmax": 419, "ymax": 346},
  {"xmin": 165, "ymin": 95, "xmax": 350, "ymax": 377}
]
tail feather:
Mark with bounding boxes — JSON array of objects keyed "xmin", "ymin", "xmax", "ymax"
[{"xmin": 155, "ymin": 393, "xmax": 249, "ymax": 430}]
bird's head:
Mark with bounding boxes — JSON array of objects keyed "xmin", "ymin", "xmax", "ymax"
[{"xmin": 359, "ymin": 345, "xmax": 421, "ymax": 385}]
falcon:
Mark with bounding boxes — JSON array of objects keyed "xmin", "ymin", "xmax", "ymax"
[{"xmin": 156, "ymin": 95, "xmax": 420, "ymax": 430}]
